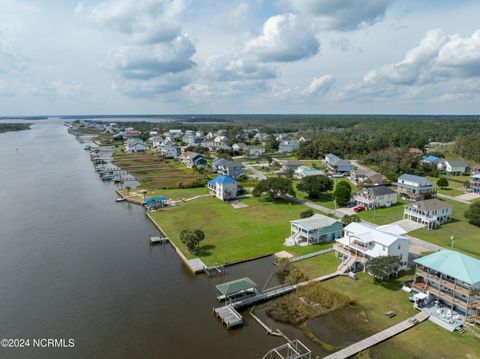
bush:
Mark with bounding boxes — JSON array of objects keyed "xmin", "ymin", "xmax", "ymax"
[
  {"xmin": 437, "ymin": 177, "xmax": 449, "ymax": 188},
  {"xmin": 297, "ymin": 175, "xmax": 333, "ymax": 198},
  {"xmin": 465, "ymin": 202, "xmax": 480, "ymax": 226},
  {"xmin": 333, "ymin": 181, "xmax": 352, "ymax": 206},
  {"xmin": 301, "ymin": 209, "xmax": 314, "ymax": 218}
]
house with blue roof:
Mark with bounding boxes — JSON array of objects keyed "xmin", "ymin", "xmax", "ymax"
[
  {"xmin": 413, "ymin": 250, "xmax": 480, "ymax": 330},
  {"xmin": 394, "ymin": 173, "xmax": 436, "ymax": 201},
  {"xmin": 207, "ymin": 175, "xmax": 238, "ymax": 200},
  {"xmin": 144, "ymin": 196, "xmax": 169, "ymax": 209},
  {"xmin": 422, "ymin": 155, "xmax": 441, "ymax": 165}
]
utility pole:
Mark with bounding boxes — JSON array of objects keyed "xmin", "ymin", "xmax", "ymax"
[{"xmin": 450, "ymin": 233, "xmax": 455, "ymax": 250}]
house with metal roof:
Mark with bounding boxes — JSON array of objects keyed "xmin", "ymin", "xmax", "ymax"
[
  {"xmin": 282, "ymin": 160, "xmax": 303, "ymax": 172},
  {"xmin": 437, "ymin": 159, "xmax": 467, "ymax": 175},
  {"xmin": 216, "ymin": 277, "xmax": 257, "ymax": 301},
  {"xmin": 394, "ymin": 174, "xmax": 436, "ymax": 201},
  {"xmin": 412, "ymin": 250, "xmax": 480, "ymax": 329},
  {"xmin": 284, "ymin": 214, "xmax": 343, "ymax": 246},
  {"xmin": 350, "ymin": 169, "xmax": 385, "ymax": 186},
  {"xmin": 207, "ymin": 175, "xmax": 238, "ymax": 200},
  {"xmin": 404, "ymin": 198, "xmax": 452, "ymax": 230},
  {"xmin": 212, "ymin": 159, "xmax": 244, "ymax": 179},
  {"xmin": 325, "ymin": 153, "xmax": 353, "ymax": 174},
  {"xmin": 422, "ymin": 155, "xmax": 441, "ymax": 165},
  {"xmin": 278, "ymin": 139, "xmax": 299, "ymax": 153},
  {"xmin": 294, "ymin": 165, "xmax": 324, "ymax": 179},
  {"xmin": 334, "ymin": 222, "xmax": 409, "ymax": 273},
  {"xmin": 144, "ymin": 196, "xmax": 169, "ymax": 209},
  {"xmin": 354, "ymin": 186, "xmax": 397, "ymax": 209}
]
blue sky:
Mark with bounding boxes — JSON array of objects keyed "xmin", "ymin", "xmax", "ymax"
[{"xmin": 1, "ymin": 0, "xmax": 480, "ymax": 115}]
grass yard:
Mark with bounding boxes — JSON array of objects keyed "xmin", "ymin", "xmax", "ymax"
[
  {"xmin": 428, "ymin": 175, "xmax": 470, "ymax": 197},
  {"xmin": 122, "ymin": 187, "xmax": 207, "ymax": 202},
  {"xmin": 410, "ymin": 199, "xmax": 480, "ymax": 258},
  {"xmin": 294, "ymin": 252, "xmax": 340, "ymax": 278},
  {"xmin": 357, "ymin": 200, "xmax": 406, "ymax": 225},
  {"xmin": 150, "ymin": 196, "xmax": 332, "ymax": 266},
  {"xmin": 294, "ymin": 178, "xmax": 358, "ymax": 210},
  {"xmin": 295, "ymin": 261, "xmax": 480, "ymax": 358}
]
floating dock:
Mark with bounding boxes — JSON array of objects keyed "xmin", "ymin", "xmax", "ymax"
[
  {"xmin": 149, "ymin": 236, "xmax": 168, "ymax": 244},
  {"xmin": 214, "ymin": 305, "xmax": 243, "ymax": 329}
]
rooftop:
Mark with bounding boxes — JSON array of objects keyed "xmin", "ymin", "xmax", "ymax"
[
  {"xmin": 360, "ymin": 186, "xmax": 396, "ymax": 196},
  {"xmin": 291, "ymin": 214, "xmax": 340, "ymax": 230},
  {"xmin": 216, "ymin": 277, "xmax": 257, "ymax": 297},
  {"xmin": 208, "ymin": 175, "xmax": 237, "ymax": 186},
  {"xmin": 406, "ymin": 198, "xmax": 452, "ymax": 212},
  {"xmin": 415, "ymin": 250, "xmax": 480, "ymax": 286},
  {"xmin": 397, "ymin": 173, "xmax": 431, "ymax": 185}
]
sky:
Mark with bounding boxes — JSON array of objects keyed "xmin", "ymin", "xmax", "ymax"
[{"xmin": 1, "ymin": 0, "xmax": 480, "ymax": 115}]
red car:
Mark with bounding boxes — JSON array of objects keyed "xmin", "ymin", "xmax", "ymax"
[{"xmin": 353, "ymin": 205, "xmax": 366, "ymax": 213}]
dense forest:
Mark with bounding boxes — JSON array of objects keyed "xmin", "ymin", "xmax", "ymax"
[{"xmin": 0, "ymin": 123, "xmax": 31, "ymax": 134}]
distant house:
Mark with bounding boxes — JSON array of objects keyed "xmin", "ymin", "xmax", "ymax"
[
  {"xmin": 182, "ymin": 151, "xmax": 208, "ymax": 169},
  {"xmin": 150, "ymin": 136, "xmax": 164, "ymax": 148},
  {"xmin": 422, "ymin": 155, "xmax": 441, "ymax": 165},
  {"xmin": 282, "ymin": 160, "xmax": 303, "ymax": 172},
  {"xmin": 278, "ymin": 139, "xmax": 299, "ymax": 153},
  {"xmin": 354, "ymin": 186, "xmax": 397, "ymax": 209},
  {"xmin": 212, "ymin": 159, "xmax": 244, "ymax": 179},
  {"xmin": 404, "ymin": 198, "xmax": 452, "ymax": 230},
  {"xmin": 232, "ymin": 143, "xmax": 247, "ymax": 152},
  {"xmin": 298, "ymin": 135, "xmax": 311, "ymax": 143},
  {"xmin": 350, "ymin": 169, "xmax": 385, "ymax": 186},
  {"xmin": 409, "ymin": 147, "xmax": 423, "ymax": 156},
  {"xmin": 325, "ymin": 154, "xmax": 353, "ymax": 174},
  {"xmin": 437, "ymin": 159, "xmax": 467, "ymax": 175},
  {"xmin": 124, "ymin": 129, "xmax": 141, "ymax": 138},
  {"xmin": 253, "ymin": 133, "xmax": 269, "ymax": 142},
  {"xmin": 471, "ymin": 173, "xmax": 480, "ymax": 194},
  {"xmin": 284, "ymin": 214, "xmax": 343, "ymax": 246},
  {"xmin": 334, "ymin": 222, "xmax": 409, "ymax": 273},
  {"xmin": 125, "ymin": 138, "xmax": 147, "ymax": 153},
  {"xmin": 294, "ymin": 165, "xmax": 324, "ymax": 179},
  {"xmin": 207, "ymin": 175, "xmax": 238, "ymax": 200},
  {"xmin": 243, "ymin": 145, "xmax": 265, "ymax": 158},
  {"xmin": 168, "ymin": 129, "xmax": 183, "ymax": 139},
  {"xmin": 144, "ymin": 196, "xmax": 169, "ymax": 209},
  {"xmin": 412, "ymin": 250, "xmax": 480, "ymax": 330},
  {"xmin": 394, "ymin": 174, "xmax": 436, "ymax": 201},
  {"xmin": 159, "ymin": 140, "xmax": 181, "ymax": 158}
]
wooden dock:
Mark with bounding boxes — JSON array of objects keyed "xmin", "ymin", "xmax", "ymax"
[
  {"xmin": 214, "ymin": 305, "xmax": 243, "ymax": 329},
  {"xmin": 322, "ymin": 311, "xmax": 430, "ymax": 359}
]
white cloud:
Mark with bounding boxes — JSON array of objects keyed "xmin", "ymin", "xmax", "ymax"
[
  {"xmin": 288, "ymin": 0, "xmax": 394, "ymax": 31},
  {"xmin": 244, "ymin": 13, "xmax": 320, "ymax": 62},
  {"xmin": 303, "ymin": 75, "xmax": 335, "ymax": 96},
  {"xmin": 437, "ymin": 30, "xmax": 480, "ymax": 77},
  {"xmin": 112, "ymin": 72, "xmax": 192, "ymax": 97},
  {"xmin": 204, "ymin": 54, "xmax": 277, "ymax": 81},
  {"xmin": 29, "ymin": 81, "xmax": 98, "ymax": 102}
]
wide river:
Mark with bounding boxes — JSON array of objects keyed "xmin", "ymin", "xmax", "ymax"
[{"xmin": 0, "ymin": 121, "xmax": 303, "ymax": 358}]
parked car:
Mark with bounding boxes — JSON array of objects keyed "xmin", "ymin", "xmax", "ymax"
[{"xmin": 353, "ymin": 205, "xmax": 366, "ymax": 213}]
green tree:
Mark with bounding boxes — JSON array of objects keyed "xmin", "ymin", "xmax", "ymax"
[
  {"xmin": 465, "ymin": 202, "xmax": 480, "ymax": 226},
  {"xmin": 365, "ymin": 256, "xmax": 402, "ymax": 282},
  {"xmin": 333, "ymin": 181, "xmax": 352, "ymax": 206},
  {"xmin": 285, "ymin": 168, "xmax": 294, "ymax": 179},
  {"xmin": 253, "ymin": 177, "xmax": 295, "ymax": 200},
  {"xmin": 277, "ymin": 258, "xmax": 292, "ymax": 274},
  {"xmin": 194, "ymin": 229, "xmax": 205, "ymax": 248},
  {"xmin": 342, "ymin": 214, "xmax": 360, "ymax": 225},
  {"xmin": 437, "ymin": 177, "xmax": 449, "ymax": 188},
  {"xmin": 297, "ymin": 175, "xmax": 333, "ymax": 198},
  {"xmin": 300, "ymin": 209, "xmax": 314, "ymax": 218}
]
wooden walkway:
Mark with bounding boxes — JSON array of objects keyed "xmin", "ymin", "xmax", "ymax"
[
  {"xmin": 289, "ymin": 247, "xmax": 334, "ymax": 263},
  {"xmin": 323, "ymin": 311, "xmax": 430, "ymax": 359}
]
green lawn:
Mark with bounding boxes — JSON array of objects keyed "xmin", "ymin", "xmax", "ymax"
[
  {"xmin": 294, "ymin": 178, "xmax": 357, "ymax": 210},
  {"xmin": 294, "ymin": 252, "xmax": 340, "ymax": 278},
  {"xmin": 150, "ymin": 196, "xmax": 332, "ymax": 266},
  {"xmin": 122, "ymin": 187, "xmax": 208, "ymax": 201},
  {"xmin": 357, "ymin": 200, "xmax": 406, "ymax": 225},
  {"xmin": 296, "ymin": 261, "xmax": 480, "ymax": 358},
  {"xmin": 410, "ymin": 199, "xmax": 480, "ymax": 258},
  {"xmin": 428, "ymin": 175, "xmax": 470, "ymax": 197}
]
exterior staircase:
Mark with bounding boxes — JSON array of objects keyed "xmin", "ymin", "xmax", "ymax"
[
  {"xmin": 337, "ymin": 256, "xmax": 356, "ymax": 274},
  {"xmin": 284, "ymin": 232, "xmax": 302, "ymax": 246}
]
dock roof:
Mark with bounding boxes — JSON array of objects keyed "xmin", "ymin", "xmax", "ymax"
[
  {"xmin": 216, "ymin": 277, "xmax": 257, "ymax": 297},
  {"xmin": 415, "ymin": 250, "xmax": 480, "ymax": 285}
]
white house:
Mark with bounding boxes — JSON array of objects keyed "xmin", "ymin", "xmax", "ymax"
[
  {"xmin": 125, "ymin": 138, "xmax": 148, "ymax": 153},
  {"xmin": 284, "ymin": 214, "xmax": 343, "ymax": 246},
  {"xmin": 394, "ymin": 174, "xmax": 436, "ymax": 201},
  {"xmin": 232, "ymin": 143, "xmax": 247, "ymax": 152},
  {"xmin": 294, "ymin": 165, "xmax": 324, "ymax": 179},
  {"xmin": 334, "ymin": 222, "xmax": 409, "ymax": 273},
  {"xmin": 243, "ymin": 145, "xmax": 265, "ymax": 158},
  {"xmin": 278, "ymin": 139, "xmax": 299, "ymax": 153},
  {"xmin": 471, "ymin": 173, "xmax": 480, "ymax": 194},
  {"xmin": 437, "ymin": 159, "xmax": 467, "ymax": 175},
  {"xmin": 207, "ymin": 175, "xmax": 238, "ymax": 200},
  {"xmin": 354, "ymin": 186, "xmax": 397, "ymax": 209},
  {"xmin": 159, "ymin": 143, "xmax": 180, "ymax": 158},
  {"xmin": 404, "ymin": 198, "xmax": 452, "ymax": 230}
]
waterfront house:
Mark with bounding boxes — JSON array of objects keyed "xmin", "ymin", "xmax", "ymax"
[
  {"xmin": 334, "ymin": 222, "xmax": 409, "ymax": 273},
  {"xmin": 243, "ymin": 145, "xmax": 265, "ymax": 158},
  {"xmin": 207, "ymin": 175, "xmax": 238, "ymax": 200},
  {"xmin": 284, "ymin": 214, "xmax": 343, "ymax": 246},
  {"xmin": 144, "ymin": 196, "xmax": 169, "ymax": 209},
  {"xmin": 125, "ymin": 138, "xmax": 147, "ymax": 153},
  {"xmin": 437, "ymin": 159, "xmax": 467, "ymax": 175},
  {"xmin": 471, "ymin": 173, "xmax": 480, "ymax": 194},
  {"xmin": 294, "ymin": 165, "xmax": 324, "ymax": 179},
  {"xmin": 350, "ymin": 169, "xmax": 385, "ymax": 186},
  {"xmin": 278, "ymin": 139, "xmax": 299, "ymax": 153},
  {"xmin": 282, "ymin": 160, "xmax": 303, "ymax": 172},
  {"xmin": 325, "ymin": 154, "xmax": 353, "ymax": 174},
  {"xmin": 412, "ymin": 250, "xmax": 480, "ymax": 330},
  {"xmin": 394, "ymin": 174, "xmax": 436, "ymax": 201},
  {"xmin": 182, "ymin": 151, "xmax": 208, "ymax": 169},
  {"xmin": 354, "ymin": 186, "xmax": 397, "ymax": 209},
  {"xmin": 404, "ymin": 198, "xmax": 452, "ymax": 230},
  {"xmin": 212, "ymin": 159, "xmax": 244, "ymax": 179}
]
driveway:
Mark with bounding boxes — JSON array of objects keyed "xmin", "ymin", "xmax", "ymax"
[
  {"xmin": 243, "ymin": 163, "xmax": 267, "ymax": 180},
  {"xmin": 455, "ymin": 192, "xmax": 480, "ymax": 202},
  {"xmin": 390, "ymin": 219, "xmax": 425, "ymax": 233}
]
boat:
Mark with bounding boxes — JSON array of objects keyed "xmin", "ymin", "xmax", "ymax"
[{"xmin": 115, "ymin": 198, "xmax": 126, "ymax": 202}]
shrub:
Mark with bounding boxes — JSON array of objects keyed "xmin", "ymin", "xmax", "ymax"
[{"xmin": 301, "ymin": 209, "xmax": 314, "ymax": 218}]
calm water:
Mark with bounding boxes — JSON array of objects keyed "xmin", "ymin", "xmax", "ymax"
[{"xmin": 0, "ymin": 121, "xmax": 297, "ymax": 358}]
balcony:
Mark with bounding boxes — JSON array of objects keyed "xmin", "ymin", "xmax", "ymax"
[
  {"xmin": 333, "ymin": 244, "xmax": 367, "ymax": 263},
  {"xmin": 416, "ymin": 268, "xmax": 472, "ymax": 297}
]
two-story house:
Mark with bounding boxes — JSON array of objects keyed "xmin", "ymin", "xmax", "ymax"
[
  {"xmin": 354, "ymin": 186, "xmax": 397, "ymax": 209},
  {"xmin": 294, "ymin": 165, "xmax": 324, "ymax": 179},
  {"xmin": 243, "ymin": 145, "xmax": 265, "ymax": 159},
  {"xmin": 437, "ymin": 159, "xmax": 467, "ymax": 175},
  {"xmin": 403, "ymin": 198, "xmax": 452, "ymax": 230},
  {"xmin": 471, "ymin": 173, "xmax": 480, "ymax": 194},
  {"xmin": 207, "ymin": 175, "xmax": 238, "ymax": 201},
  {"xmin": 212, "ymin": 159, "xmax": 244, "ymax": 179},
  {"xmin": 325, "ymin": 154, "xmax": 353, "ymax": 174},
  {"xmin": 334, "ymin": 222, "xmax": 409, "ymax": 274},
  {"xmin": 394, "ymin": 174, "xmax": 436, "ymax": 201},
  {"xmin": 182, "ymin": 152, "xmax": 208, "ymax": 169},
  {"xmin": 278, "ymin": 139, "xmax": 299, "ymax": 153},
  {"xmin": 125, "ymin": 138, "xmax": 147, "ymax": 153},
  {"xmin": 284, "ymin": 214, "xmax": 343, "ymax": 246},
  {"xmin": 350, "ymin": 169, "xmax": 385, "ymax": 186}
]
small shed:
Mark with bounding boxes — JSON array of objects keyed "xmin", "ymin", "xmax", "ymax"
[
  {"xmin": 216, "ymin": 277, "xmax": 257, "ymax": 301},
  {"xmin": 144, "ymin": 196, "xmax": 169, "ymax": 209}
]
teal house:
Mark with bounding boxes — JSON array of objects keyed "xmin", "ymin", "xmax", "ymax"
[{"xmin": 284, "ymin": 214, "xmax": 343, "ymax": 246}]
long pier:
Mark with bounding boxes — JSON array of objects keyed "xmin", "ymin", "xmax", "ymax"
[{"xmin": 322, "ymin": 311, "xmax": 430, "ymax": 359}]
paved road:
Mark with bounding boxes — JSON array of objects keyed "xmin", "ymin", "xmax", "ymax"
[
  {"xmin": 437, "ymin": 192, "xmax": 471, "ymax": 204},
  {"xmin": 243, "ymin": 163, "xmax": 267, "ymax": 180}
]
